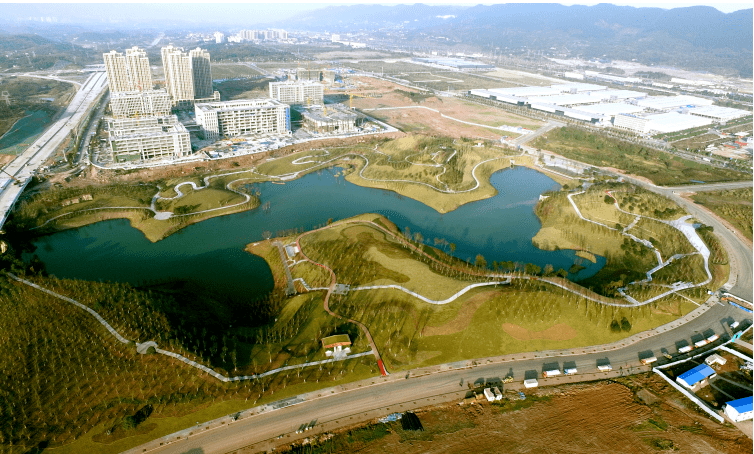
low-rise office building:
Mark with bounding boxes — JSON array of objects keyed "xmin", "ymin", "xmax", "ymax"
[
  {"xmin": 108, "ymin": 115, "xmax": 191, "ymax": 162},
  {"xmin": 110, "ymin": 89, "xmax": 171, "ymax": 118},
  {"xmin": 269, "ymin": 81, "xmax": 324, "ymax": 105},
  {"xmin": 195, "ymin": 99, "xmax": 290, "ymax": 140}
]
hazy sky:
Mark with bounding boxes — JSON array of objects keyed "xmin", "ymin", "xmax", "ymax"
[{"xmin": 4, "ymin": 1, "xmax": 750, "ymax": 27}]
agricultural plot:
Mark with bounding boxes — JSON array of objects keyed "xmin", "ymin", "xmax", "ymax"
[{"xmin": 274, "ymin": 377, "xmax": 749, "ymax": 454}]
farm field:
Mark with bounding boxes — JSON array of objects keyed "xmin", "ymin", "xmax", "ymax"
[
  {"xmin": 533, "ymin": 127, "xmax": 750, "ymax": 186},
  {"xmin": 268, "ymin": 374, "xmax": 751, "ymax": 454},
  {"xmin": 691, "ymin": 187, "xmax": 753, "ymax": 242}
]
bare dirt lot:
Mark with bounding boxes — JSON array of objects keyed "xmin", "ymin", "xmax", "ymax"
[
  {"xmin": 345, "ymin": 76, "xmax": 541, "ymax": 138},
  {"xmin": 271, "ymin": 375, "xmax": 751, "ymax": 454}
]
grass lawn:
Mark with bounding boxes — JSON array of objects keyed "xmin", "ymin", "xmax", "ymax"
[
  {"xmin": 291, "ymin": 215, "xmax": 697, "ymax": 373},
  {"xmin": 534, "ymin": 127, "xmax": 749, "ymax": 186},
  {"xmin": 332, "ymin": 279, "xmax": 695, "ymax": 372},
  {"xmin": 691, "ymin": 187, "xmax": 752, "ymax": 241}
]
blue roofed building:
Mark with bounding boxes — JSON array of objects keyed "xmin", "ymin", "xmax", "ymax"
[
  {"xmin": 676, "ymin": 364, "xmax": 716, "ymax": 390},
  {"xmin": 724, "ymin": 396, "xmax": 754, "ymax": 422}
]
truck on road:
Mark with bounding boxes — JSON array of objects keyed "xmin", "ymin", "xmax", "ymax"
[
  {"xmin": 640, "ymin": 356, "xmax": 657, "ymax": 365},
  {"xmin": 542, "ymin": 368, "xmax": 561, "ymax": 378}
]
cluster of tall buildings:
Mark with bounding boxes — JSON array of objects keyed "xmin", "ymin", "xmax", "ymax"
[
  {"xmin": 227, "ymin": 29, "xmax": 288, "ymax": 43},
  {"xmin": 160, "ymin": 45, "xmax": 218, "ymax": 108},
  {"xmin": 103, "ymin": 45, "xmax": 220, "ymax": 162},
  {"xmin": 101, "ymin": 44, "xmax": 355, "ymax": 163},
  {"xmin": 104, "ymin": 45, "xmax": 218, "ymax": 110}
]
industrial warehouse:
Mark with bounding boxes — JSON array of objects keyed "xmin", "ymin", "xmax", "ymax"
[{"xmin": 468, "ymin": 83, "xmax": 750, "ymax": 134}]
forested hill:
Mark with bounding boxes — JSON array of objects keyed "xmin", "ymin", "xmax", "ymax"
[{"xmin": 284, "ymin": 3, "xmax": 753, "ymax": 77}]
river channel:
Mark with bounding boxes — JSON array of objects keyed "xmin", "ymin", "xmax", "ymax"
[
  {"xmin": 0, "ymin": 109, "xmax": 55, "ymax": 154},
  {"xmin": 28, "ymin": 166, "xmax": 605, "ymax": 302}
]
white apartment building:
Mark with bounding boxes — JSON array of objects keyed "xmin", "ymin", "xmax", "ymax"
[
  {"xmin": 195, "ymin": 99, "xmax": 290, "ymax": 140},
  {"xmin": 162, "ymin": 45, "xmax": 195, "ymax": 107},
  {"xmin": 110, "ymin": 89, "xmax": 171, "ymax": 118},
  {"xmin": 108, "ymin": 115, "xmax": 191, "ymax": 162},
  {"xmin": 162, "ymin": 45, "xmax": 218, "ymax": 108},
  {"xmin": 269, "ymin": 81, "xmax": 323, "ymax": 104},
  {"xmin": 103, "ymin": 46, "xmax": 153, "ymax": 93},
  {"xmin": 613, "ymin": 114, "xmax": 650, "ymax": 134},
  {"xmin": 214, "ymin": 32, "xmax": 225, "ymax": 44},
  {"xmin": 189, "ymin": 48, "xmax": 213, "ymax": 99}
]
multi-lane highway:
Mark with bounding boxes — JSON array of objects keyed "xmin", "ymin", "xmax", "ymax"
[
  {"xmin": 128, "ymin": 299, "xmax": 749, "ymax": 454},
  {"xmin": 0, "ymin": 71, "xmax": 107, "ymax": 227}
]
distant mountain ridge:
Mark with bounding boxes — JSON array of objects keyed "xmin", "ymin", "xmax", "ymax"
[{"xmin": 285, "ymin": 3, "xmax": 753, "ymax": 77}]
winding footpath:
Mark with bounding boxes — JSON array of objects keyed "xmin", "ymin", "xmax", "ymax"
[{"xmin": 6, "ymin": 273, "xmax": 371, "ymax": 383}]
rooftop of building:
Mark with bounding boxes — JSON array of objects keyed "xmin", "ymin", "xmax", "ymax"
[
  {"xmin": 678, "ymin": 364, "xmax": 715, "ymax": 386},
  {"xmin": 321, "ymin": 334, "xmax": 351, "ymax": 349},
  {"xmin": 271, "ymin": 80, "xmax": 323, "ymax": 86},
  {"xmin": 196, "ymin": 98, "xmax": 287, "ymax": 112},
  {"xmin": 727, "ymin": 396, "xmax": 753, "ymax": 413},
  {"xmin": 300, "ymin": 105, "xmax": 356, "ymax": 122}
]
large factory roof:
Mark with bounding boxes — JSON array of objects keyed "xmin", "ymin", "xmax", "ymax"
[
  {"xmin": 576, "ymin": 103, "xmax": 646, "ymax": 116},
  {"xmin": 645, "ymin": 112, "xmax": 713, "ymax": 133},
  {"xmin": 526, "ymin": 93, "xmax": 597, "ymax": 106},
  {"xmin": 637, "ymin": 95, "xmax": 714, "ymax": 110},
  {"xmin": 588, "ymin": 89, "xmax": 646, "ymax": 101},
  {"xmin": 487, "ymin": 86, "xmax": 563, "ymax": 97},
  {"xmin": 550, "ymin": 82, "xmax": 607, "ymax": 92},
  {"xmin": 688, "ymin": 105, "xmax": 751, "ymax": 122}
]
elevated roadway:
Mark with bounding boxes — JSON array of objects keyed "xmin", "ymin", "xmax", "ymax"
[{"xmin": 0, "ymin": 71, "xmax": 107, "ymax": 228}]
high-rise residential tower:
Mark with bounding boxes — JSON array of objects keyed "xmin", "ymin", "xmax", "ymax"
[
  {"xmin": 103, "ymin": 46, "xmax": 153, "ymax": 93},
  {"xmin": 189, "ymin": 48, "xmax": 213, "ymax": 100},
  {"xmin": 161, "ymin": 45, "xmax": 194, "ymax": 107},
  {"xmin": 161, "ymin": 45, "xmax": 218, "ymax": 108}
]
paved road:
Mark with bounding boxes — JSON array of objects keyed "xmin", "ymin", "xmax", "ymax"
[
  {"xmin": 622, "ymin": 176, "xmax": 753, "ymax": 303},
  {"xmin": 0, "ymin": 71, "xmax": 108, "ymax": 227},
  {"xmin": 128, "ymin": 299, "xmax": 750, "ymax": 454},
  {"xmin": 664, "ymin": 181, "xmax": 753, "ymax": 192}
]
